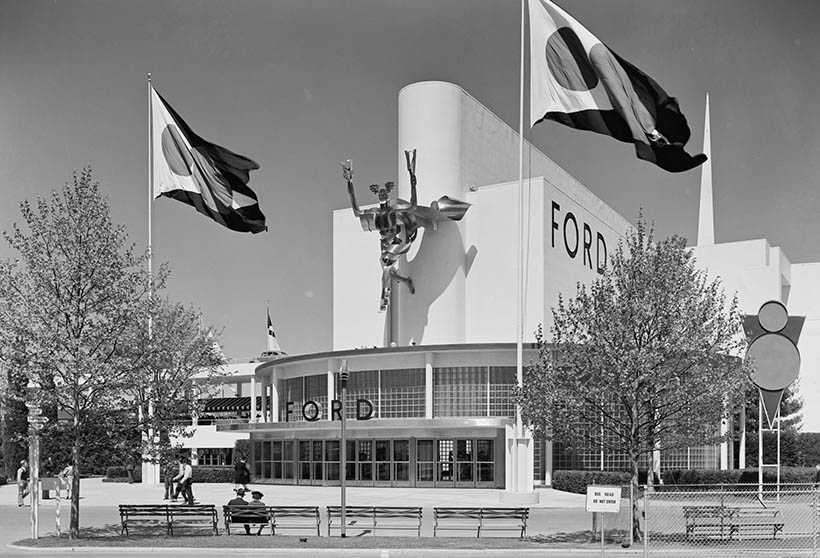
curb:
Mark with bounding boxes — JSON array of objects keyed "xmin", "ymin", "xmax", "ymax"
[{"xmin": 6, "ymin": 543, "xmax": 647, "ymax": 555}]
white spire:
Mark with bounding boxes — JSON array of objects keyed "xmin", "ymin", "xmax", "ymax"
[{"xmin": 697, "ymin": 93, "xmax": 714, "ymax": 246}]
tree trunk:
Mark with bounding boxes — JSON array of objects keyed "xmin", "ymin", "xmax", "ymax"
[
  {"xmin": 629, "ymin": 454, "xmax": 642, "ymax": 546},
  {"xmin": 70, "ymin": 412, "xmax": 80, "ymax": 538}
]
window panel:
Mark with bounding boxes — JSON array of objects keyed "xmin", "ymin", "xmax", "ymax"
[
  {"xmin": 393, "ymin": 440, "xmax": 409, "ymax": 462},
  {"xmin": 434, "ymin": 367, "xmax": 486, "ymax": 417},
  {"xmin": 325, "ymin": 441, "xmax": 340, "ymax": 461},
  {"xmin": 476, "ymin": 440, "xmax": 493, "ymax": 461},
  {"xmin": 417, "ymin": 440, "xmax": 433, "ymax": 462},
  {"xmin": 380, "ymin": 369, "xmax": 425, "ymax": 418}
]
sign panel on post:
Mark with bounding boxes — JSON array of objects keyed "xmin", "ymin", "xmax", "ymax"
[{"xmin": 585, "ymin": 485, "xmax": 621, "ymax": 513}]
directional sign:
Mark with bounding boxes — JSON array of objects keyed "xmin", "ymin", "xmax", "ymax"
[{"xmin": 585, "ymin": 485, "xmax": 621, "ymax": 513}]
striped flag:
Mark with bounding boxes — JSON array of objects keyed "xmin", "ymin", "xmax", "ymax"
[
  {"xmin": 150, "ymin": 85, "xmax": 267, "ymax": 233},
  {"xmin": 267, "ymin": 309, "xmax": 283, "ymax": 354},
  {"xmin": 528, "ymin": 0, "xmax": 706, "ymax": 173}
]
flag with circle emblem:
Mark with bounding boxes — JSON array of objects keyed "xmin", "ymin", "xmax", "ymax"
[
  {"xmin": 528, "ymin": 0, "xmax": 707, "ymax": 173},
  {"xmin": 150, "ymin": 85, "xmax": 267, "ymax": 233}
]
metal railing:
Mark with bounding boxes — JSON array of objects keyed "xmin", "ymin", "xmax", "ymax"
[{"xmin": 644, "ymin": 485, "xmax": 820, "ymax": 556}]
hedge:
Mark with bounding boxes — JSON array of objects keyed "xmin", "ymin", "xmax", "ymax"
[
  {"xmin": 104, "ymin": 465, "xmax": 233, "ymax": 483},
  {"xmin": 0, "ymin": 475, "xmax": 6, "ymax": 485},
  {"xmin": 663, "ymin": 467, "xmax": 818, "ymax": 486},
  {"xmin": 192, "ymin": 466, "xmax": 233, "ymax": 483},
  {"xmin": 104, "ymin": 466, "xmax": 141, "ymax": 483},
  {"xmin": 552, "ymin": 470, "xmax": 632, "ymax": 494}
]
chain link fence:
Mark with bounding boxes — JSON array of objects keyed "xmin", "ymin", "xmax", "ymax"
[{"xmin": 644, "ymin": 484, "xmax": 820, "ymax": 556}]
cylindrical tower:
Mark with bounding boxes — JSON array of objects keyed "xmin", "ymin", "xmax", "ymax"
[{"xmin": 396, "ymin": 81, "xmax": 467, "ymax": 345}]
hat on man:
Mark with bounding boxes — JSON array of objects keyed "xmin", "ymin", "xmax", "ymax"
[
  {"xmin": 251, "ymin": 491, "xmax": 263, "ymax": 499},
  {"xmin": 234, "ymin": 488, "xmax": 246, "ymax": 496}
]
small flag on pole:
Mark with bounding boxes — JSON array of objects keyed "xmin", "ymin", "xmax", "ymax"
[
  {"xmin": 150, "ymin": 85, "xmax": 267, "ymax": 233},
  {"xmin": 267, "ymin": 309, "xmax": 283, "ymax": 354},
  {"xmin": 528, "ymin": 0, "xmax": 707, "ymax": 173}
]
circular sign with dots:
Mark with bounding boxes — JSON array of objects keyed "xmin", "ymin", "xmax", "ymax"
[{"xmin": 745, "ymin": 300, "xmax": 800, "ymax": 391}]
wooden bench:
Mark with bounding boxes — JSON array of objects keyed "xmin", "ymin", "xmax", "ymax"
[
  {"xmin": 327, "ymin": 506, "xmax": 376, "ymax": 536},
  {"xmin": 268, "ymin": 506, "xmax": 321, "ymax": 536},
  {"xmin": 683, "ymin": 505, "xmax": 730, "ymax": 541},
  {"xmin": 326, "ymin": 506, "xmax": 422, "ymax": 537},
  {"xmin": 434, "ymin": 507, "xmax": 529, "ymax": 538},
  {"xmin": 683, "ymin": 505, "xmax": 783, "ymax": 541},
  {"xmin": 726, "ymin": 507, "xmax": 783, "ymax": 540},
  {"xmin": 167, "ymin": 504, "xmax": 219, "ymax": 536},
  {"xmin": 223, "ymin": 505, "xmax": 270, "ymax": 535},
  {"xmin": 119, "ymin": 504, "xmax": 170, "ymax": 535}
]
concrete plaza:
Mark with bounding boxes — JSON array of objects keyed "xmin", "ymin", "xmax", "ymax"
[{"xmin": 0, "ymin": 478, "xmax": 639, "ymax": 556}]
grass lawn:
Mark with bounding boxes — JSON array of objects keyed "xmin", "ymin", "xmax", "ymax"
[{"xmin": 15, "ymin": 527, "xmax": 632, "ymax": 550}]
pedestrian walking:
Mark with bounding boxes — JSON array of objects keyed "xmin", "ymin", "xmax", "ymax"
[
  {"xmin": 16, "ymin": 460, "xmax": 29, "ymax": 507},
  {"xmin": 173, "ymin": 457, "xmax": 195, "ymax": 504},
  {"xmin": 57, "ymin": 464, "xmax": 73, "ymax": 500},
  {"xmin": 234, "ymin": 457, "xmax": 251, "ymax": 491}
]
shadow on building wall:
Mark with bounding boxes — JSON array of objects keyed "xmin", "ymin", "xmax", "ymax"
[{"xmin": 391, "ymin": 220, "xmax": 477, "ymax": 345}]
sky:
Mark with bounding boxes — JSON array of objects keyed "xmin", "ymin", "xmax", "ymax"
[{"xmin": 2, "ymin": 0, "xmax": 820, "ymax": 360}]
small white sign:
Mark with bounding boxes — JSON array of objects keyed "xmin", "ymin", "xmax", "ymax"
[{"xmin": 585, "ymin": 485, "xmax": 621, "ymax": 513}]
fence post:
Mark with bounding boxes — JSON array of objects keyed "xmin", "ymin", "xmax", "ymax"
[
  {"xmin": 813, "ymin": 486, "xmax": 818, "ymax": 557},
  {"xmin": 643, "ymin": 489, "xmax": 649, "ymax": 558}
]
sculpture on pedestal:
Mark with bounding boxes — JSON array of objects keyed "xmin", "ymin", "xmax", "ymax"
[{"xmin": 341, "ymin": 149, "xmax": 470, "ymax": 311}]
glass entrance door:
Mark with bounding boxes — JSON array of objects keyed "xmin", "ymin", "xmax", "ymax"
[
  {"xmin": 416, "ymin": 439, "xmax": 435, "ymax": 487},
  {"xmin": 374, "ymin": 440, "xmax": 391, "ymax": 486},
  {"xmin": 455, "ymin": 439, "xmax": 475, "ymax": 487},
  {"xmin": 392, "ymin": 440, "xmax": 411, "ymax": 486},
  {"xmin": 436, "ymin": 439, "xmax": 455, "ymax": 487}
]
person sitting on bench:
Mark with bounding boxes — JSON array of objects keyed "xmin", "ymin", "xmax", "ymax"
[
  {"xmin": 248, "ymin": 491, "xmax": 267, "ymax": 535},
  {"xmin": 227, "ymin": 488, "xmax": 255, "ymax": 535}
]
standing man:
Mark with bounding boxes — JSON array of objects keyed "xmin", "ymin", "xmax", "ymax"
[
  {"xmin": 162, "ymin": 455, "xmax": 177, "ymax": 501},
  {"xmin": 125, "ymin": 454, "xmax": 136, "ymax": 484},
  {"xmin": 16, "ymin": 460, "xmax": 29, "ymax": 507}
]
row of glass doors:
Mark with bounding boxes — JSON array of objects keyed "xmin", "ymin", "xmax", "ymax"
[{"xmin": 252, "ymin": 437, "xmax": 499, "ymax": 488}]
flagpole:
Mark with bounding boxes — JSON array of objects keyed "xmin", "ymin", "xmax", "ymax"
[
  {"xmin": 145, "ymin": 72, "xmax": 159, "ymax": 485},
  {"xmin": 513, "ymin": 0, "xmax": 526, "ymax": 492},
  {"xmin": 147, "ymin": 73, "xmax": 153, "ymax": 310}
]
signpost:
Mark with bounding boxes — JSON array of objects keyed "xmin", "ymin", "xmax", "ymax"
[
  {"xmin": 338, "ymin": 360, "xmax": 349, "ymax": 538},
  {"xmin": 26, "ymin": 381, "xmax": 46, "ymax": 541},
  {"xmin": 586, "ymin": 485, "xmax": 621, "ymax": 557}
]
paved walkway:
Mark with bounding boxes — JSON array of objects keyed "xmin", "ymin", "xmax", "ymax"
[{"xmin": 0, "ymin": 479, "xmax": 628, "ymax": 556}]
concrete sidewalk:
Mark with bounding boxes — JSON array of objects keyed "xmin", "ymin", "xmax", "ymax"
[{"xmin": 0, "ymin": 478, "xmax": 586, "ymax": 509}]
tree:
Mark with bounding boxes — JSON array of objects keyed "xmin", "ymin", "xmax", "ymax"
[
  {"xmin": 517, "ymin": 215, "xmax": 750, "ymax": 545},
  {"xmin": 0, "ymin": 169, "xmax": 160, "ymax": 538},
  {"xmin": 741, "ymin": 384, "xmax": 803, "ymax": 467},
  {"xmin": 122, "ymin": 299, "xmax": 225, "ymax": 475},
  {"xmin": 0, "ymin": 348, "xmax": 29, "ymax": 479}
]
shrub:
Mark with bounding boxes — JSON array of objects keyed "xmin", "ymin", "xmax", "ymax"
[
  {"xmin": 192, "ymin": 466, "xmax": 233, "ymax": 483},
  {"xmin": 0, "ymin": 474, "xmax": 6, "ymax": 485},
  {"xmin": 552, "ymin": 470, "xmax": 632, "ymax": 494}
]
